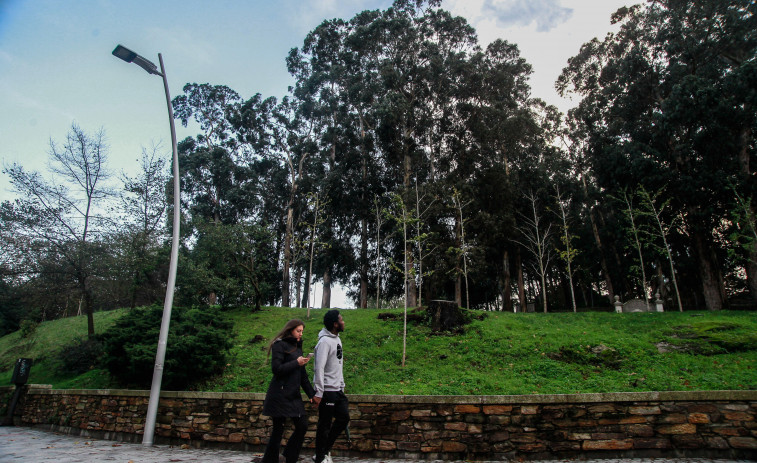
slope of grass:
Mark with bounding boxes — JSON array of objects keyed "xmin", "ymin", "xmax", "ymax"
[
  {"xmin": 1, "ymin": 306, "xmax": 755, "ymax": 394},
  {"xmin": 0, "ymin": 309, "xmax": 126, "ymax": 388}
]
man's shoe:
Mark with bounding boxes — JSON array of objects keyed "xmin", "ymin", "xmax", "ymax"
[{"xmin": 324, "ymin": 453, "xmax": 333, "ymax": 463}]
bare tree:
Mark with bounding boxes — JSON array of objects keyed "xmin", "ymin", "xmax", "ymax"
[
  {"xmin": 385, "ymin": 192, "xmax": 414, "ymax": 366},
  {"xmin": 451, "ymin": 188, "xmax": 472, "ymax": 309},
  {"xmin": 414, "ymin": 179, "xmax": 437, "ymax": 307},
  {"xmin": 554, "ymin": 185, "xmax": 579, "ymax": 312},
  {"xmin": 4, "ymin": 123, "xmax": 112, "ymax": 335},
  {"xmin": 374, "ymin": 195, "xmax": 386, "ymax": 310},
  {"xmin": 617, "ymin": 188, "xmax": 651, "ymax": 310},
  {"xmin": 514, "ymin": 191, "xmax": 556, "ymax": 313},
  {"xmin": 639, "ymin": 186, "xmax": 683, "ymax": 312}
]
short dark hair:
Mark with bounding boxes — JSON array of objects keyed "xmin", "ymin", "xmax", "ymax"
[{"xmin": 323, "ymin": 309, "xmax": 341, "ymax": 329}]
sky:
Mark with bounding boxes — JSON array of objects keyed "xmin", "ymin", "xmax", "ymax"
[{"xmin": 0, "ymin": 0, "xmax": 632, "ymax": 307}]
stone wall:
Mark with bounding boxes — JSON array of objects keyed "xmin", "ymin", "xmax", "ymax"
[{"xmin": 5, "ymin": 386, "xmax": 756, "ymax": 460}]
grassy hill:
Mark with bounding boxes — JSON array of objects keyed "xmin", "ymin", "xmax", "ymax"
[{"xmin": 1, "ymin": 306, "xmax": 755, "ymax": 394}]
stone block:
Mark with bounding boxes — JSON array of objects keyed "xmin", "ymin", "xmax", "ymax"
[
  {"xmin": 688, "ymin": 404, "xmax": 719, "ymax": 413},
  {"xmin": 629, "ymin": 406, "xmax": 661, "ymax": 415},
  {"xmin": 454, "ymin": 405, "xmax": 481, "ymax": 414},
  {"xmin": 704, "ymin": 436, "xmax": 729, "ymax": 449},
  {"xmin": 656, "ymin": 423, "xmax": 696, "ymax": 434},
  {"xmin": 489, "ymin": 431, "xmax": 510, "ymax": 442},
  {"xmin": 729, "ymin": 436, "xmax": 757, "ymax": 449},
  {"xmin": 442, "ymin": 441, "xmax": 467, "ymax": 452},
  {"xmin": 549, "ymin": 441, "xmax": 581, "ymax": 452},
  {"xmin": 671, "ymin": 434, "xmax": 704, "ymax": 448},
  {"xmin": 588, "ymin": 404, "xmax": 620, "ymax": 414},
  {"xmin": 633, "ymin": 438, "xmax": 671, "ymax": 449},
  {"xmin": 483, "ymin": 405, "xmax": 513, "ymax": 415},
  {"xmin": 353, "ymin": 439, "xmax": 375, "ymax": 451},
  {"xmin": 520, "ymin": 405, "xmax": 539, "ymax": 415},
  {"xmin": 391, "ymin": 410, "xmax": 411, "ymax": 421},
  {"xmin": 724, "ymin": 411, "xmax": 754, "ymax": 422},
  {"xmin": 583, "ymin": 439, "xmax": 633, "ymax": 450},
  {"xmin": 467, "ymin": 424, "xmax": 483, "ymax": 434},
  {"xmin": 712, "ymin": 426, "xmax": 744, "ymax": 436},
  {"xmin": 378, "ymin": 440, "xmax": 396, "ymax": 451},
  {"xmin": 421, "ymin": 445, "xmax": 442, "ymax": 453},
  {"xmin": 488, "ymin": 415, "xmax": 510, "ymax": 425},
  {"xmin": 628, "ymin": 424, "xmax": 655, "ymax": 437},
  {"xmin": 660, "ymin": 413, "xmax": 688, "ymax": 424},
  {"xmin": 444, "ymin": 422, "xmax": 466, "ymax": 431},
  {"xmin": 688, "ymin": 413, "xmax": 710, "ymax": 424},
  {"xmin": 517, "ymin": 442, "xmax": 547, "ymax": 452}
]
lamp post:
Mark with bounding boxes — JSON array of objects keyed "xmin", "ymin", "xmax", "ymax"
[{"xmin": 112, "ymin": 44, "xmax": 180, "ymax": 447}]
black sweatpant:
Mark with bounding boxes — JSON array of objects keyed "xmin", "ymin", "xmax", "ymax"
[
  {"xmin": 263, "ymin": 415, "xmax": 309, "ymax": 463},
  {"xmin": 315, "ymin": 390, "xmax": 350, "ymax": 461}
]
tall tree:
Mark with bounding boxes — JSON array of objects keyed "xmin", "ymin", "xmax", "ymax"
[{"xmin": 559, "ymin": 0, "xmax": 757, "ymax": 310}]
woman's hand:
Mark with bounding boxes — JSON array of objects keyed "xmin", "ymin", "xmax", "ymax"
[{"xmin": 297, "ymin": 356, "xmax": 310, "ymax": 366}]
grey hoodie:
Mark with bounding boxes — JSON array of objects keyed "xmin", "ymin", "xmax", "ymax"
[{"xmin": 312, "ymin": 327, "xmax": 344, "ymax": 398}]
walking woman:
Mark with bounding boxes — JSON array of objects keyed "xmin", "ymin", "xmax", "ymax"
[{"xmin": 258, "ymin": 319, "xmax": 316, "ymax": 463}]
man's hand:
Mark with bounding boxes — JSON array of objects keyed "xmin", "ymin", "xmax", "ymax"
[{"xmin": 312, "ymin": 396, "xmax": 322, "ymax": 405}]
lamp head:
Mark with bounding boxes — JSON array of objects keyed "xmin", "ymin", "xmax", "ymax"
[{"xmin": 112, "ymin": 44, "xmax": 162, "ymax": 76}]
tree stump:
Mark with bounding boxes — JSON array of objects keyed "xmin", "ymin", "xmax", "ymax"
[{"xmin": 427, "ymin": 300, "xmax": 468, "ymax": 332}]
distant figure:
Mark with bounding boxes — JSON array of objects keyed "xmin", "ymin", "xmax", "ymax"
[
  {"xmin": 312, "ymin": 309, "xmax": 349, "ymax": 463},
  {"xmin": 258, "ymin": 319, "xmax": 315, "ymax": 463}
]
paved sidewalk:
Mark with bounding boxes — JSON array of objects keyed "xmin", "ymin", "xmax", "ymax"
[{"xmin": 0, "ymin": 426, "xmax": 753, "ymax": 463}]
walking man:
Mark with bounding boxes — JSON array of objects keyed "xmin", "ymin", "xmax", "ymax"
[{"xmin": 312, "ymin": 309, "xmax": 349, "ymax": 463}]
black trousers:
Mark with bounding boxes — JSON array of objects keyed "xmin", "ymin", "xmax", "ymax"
[
  {"xmin": 263, "ymin": 415, "xmax": 309, "ymax": 463},
  {"xmin": 315, "ymin": 391, "xmax": 350, "ymax": 461}
]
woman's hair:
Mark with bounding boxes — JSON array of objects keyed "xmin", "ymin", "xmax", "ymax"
[{"xmin": 267, "ymin": 318, "xmax": 305, "ymax": 357}]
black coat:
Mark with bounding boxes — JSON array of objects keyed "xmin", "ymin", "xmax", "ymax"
[{"xmin": 262, "ymin": 336, "xmax": 315, "ymax": 417}]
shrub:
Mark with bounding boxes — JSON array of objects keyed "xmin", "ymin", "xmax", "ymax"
[
  {"xmin": 19, "ymin": 319, "xmax": 38, "ymax": 339},
  {"xmin": 101, "ymin": 305, "xmax": 234, "ymax": 390},
  {"xmin": 54, "ymin": 335, "xmax": 104, "ymax": 375}
]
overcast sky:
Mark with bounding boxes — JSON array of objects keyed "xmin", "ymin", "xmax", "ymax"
[{"xmin": 0, "ymin": 0, "xmax": 633, "ymax": 306}]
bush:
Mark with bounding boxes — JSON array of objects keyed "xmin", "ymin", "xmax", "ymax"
[
  {"xmin": 54, "ymin": 335, "xmax": 104, "ymax": 375},
  {"xmin": 101, "ymin": 305, "xmax": 234, "ymax": 390},
  {"xmin": 19, "ymin": 319, "xmax": 38, "ymax": 339}
]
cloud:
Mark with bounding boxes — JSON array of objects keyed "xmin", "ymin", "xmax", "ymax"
[{"xmin": 482, "ymin": 0, "xmax": 573, "ymax": 32}]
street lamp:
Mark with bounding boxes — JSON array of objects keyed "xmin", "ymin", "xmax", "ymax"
[{"xmin": 112, "ymin": 44, "xmax": 180, "ymax": 447}]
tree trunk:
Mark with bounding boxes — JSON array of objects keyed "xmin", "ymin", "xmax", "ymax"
[
  {"xmin": 516, "ymin": 248, "xmax": 526, "ymax": 312},
  {"xmin": 502, "ymin": 249, "xmax": 512, "ymax": 312},
  {"xmin": 321, "ymin": 269, "xmax": 332, "ymax": 308},
  {"xmin": 360, "ymin": 217, "xmax": 369, "ymax": 308},
  {"xmin": 294, "ymin": 266, "xmax": 302, "ymax": 308},
  {"xmin": 428, "ymin": 300, "xmax": 469, "ymax": 332},
  {"xmin": 83, "ymin": 282, "xmax": 94, "ymax": 337},
  {"xmin": 282, "ymin": 207, "xmax": 293, "ymax": 307},
  {"xmin": 454, "ymin": 213, "xmax": 462, "ymax": 307},
  {"xmin": 300, "ymin": 265, "xmax": 311, "ymax": 308},
  {"xmin": 590, "ymin": 206, "xmax": 614, "ymax": 302},
  {"xmin": 692, "ymin": 230, "xmax": 726, "ymax": 311}
]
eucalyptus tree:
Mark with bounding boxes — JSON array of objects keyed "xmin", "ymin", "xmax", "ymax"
[
  {"xmin": 558, "ymin": 0, "xmax": 757, "ymax": 310},
  {"xmin": 3, "ymin": 123, "xmax": 112, "ymax": 335},
  {"xmin": 267, "ymin": 96, "xmax": 325, "ymax": 307}
]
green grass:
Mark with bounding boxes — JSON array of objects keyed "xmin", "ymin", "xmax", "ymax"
[
  {"xmin": 0, "ymin": 309, "xmax": 126, "ymax": 388},
  {"xmin": 1, "ymin": 307, "xmax": 755, "ymax": 394}
]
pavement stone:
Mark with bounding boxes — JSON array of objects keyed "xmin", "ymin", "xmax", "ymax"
[{"xmin": 0, "ymin": 426, "xmax": 754, "ymax": 463}]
